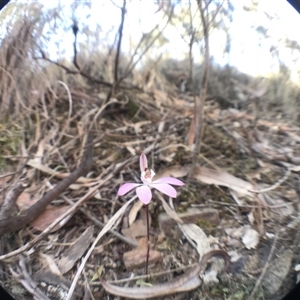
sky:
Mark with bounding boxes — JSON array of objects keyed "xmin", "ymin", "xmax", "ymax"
[
  {"xmin": 226, "ymin": 0, "xmax": 300, "ymax": 80},
  {"xmin": 14, "ymin": 0, "xmax": 300, "ymax": 83},
  {"xmin": 93, "ymin": 1, "xmax": 299, "ymax": 82}
]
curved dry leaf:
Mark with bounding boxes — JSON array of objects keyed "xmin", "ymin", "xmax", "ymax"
[
  {"xmin": 102, "ymin": 250, "xmax": 231, "ymax": 300},
  {"xmin": 194, "ymin": 166, "xmax": 254, "ymax": 197},
  {"xmin": 229, "ymin": 190, "xmax": 245, "ymax": 206},
  {"xmin": 122, "ymin": 218, "xmax": 148, "ymax": 242},
  {"xmin": 128, "ymin": 200, "xmax": 144, "ymax": 226},
  {"xmin": 39, "ymin": 253, "xmax": 61, "ymax": 276},
  {"xmin": 154, "ymin": 165, "xmax": 188, "ymax": 181},
  {"xmin": 181, "ymin": 223, "xmax": 211, "ymax": 257},
  {"xmin": 26, "ymin": 159, "xmax": 94, "ymax": 184},
  {"xmin": 126, "ymin": 146, "xmax": 136, "ymax": 155},
  {"xmin": 156, "ymin": 193, "xmax": 183, "ymax": 224},
  {"xmin": 101, "ymin": 264, "xmax": 202, "ymax": 299}
]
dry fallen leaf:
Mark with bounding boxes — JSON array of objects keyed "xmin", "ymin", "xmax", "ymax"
[
  {"xmin": 123, "ymin": 237, "xmax": 162, "ymax": 270},
  {"xmin": 157, "ymin": 193, "xmax": 184, "ymax": 225},
  {"xmin": 122, "ymin": 208, "xmax": 149, "ymax": 242},
  {"xmin": 101, "ymin": 262, "xmax": 202, "ymax": 299},
  {"xmin": 181, "ymin": 223, "xmax": 211, "ymax": 257},
  {"xmin": 122, "ymin": 219, "xmax": 147, "ymax": 241},
  {"xmin": 39, "ymin": 253, "xmax": 62, "ymax": 276},
  {"xmin": 194, "ymin": 166, "xmax": 254, "ymax": 197},
  {"xmin": 128, "ymin": 200, "xmax": 144, "ymax": 226},
  {"xmin": 26, "ymin": 158, "xmax": 94, "ymax": 184},
  {"xmin": 30, "ymin": 205, "xmax": 73, "ymax": 232},
  {"xmin": 16, "ymin": 192, "xmax": 36, "ymax": 211},
  {"xmin": 58, "ymin": 226, "xmax": 94, "ymax": 274},
  {"xmin": 153, "ymin": 165, "xmax": 188, "ymax": 181}
]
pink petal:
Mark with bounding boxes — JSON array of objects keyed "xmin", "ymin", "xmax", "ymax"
[
  {"xmin": 139, "ymin": 153, "xmax": 148, "ymax": 172},
  {"xmin": 118, "ymin": 183, "xmax": 141, "ymax": 196},
  {"xmin": 136, "ymin": 185, "xmax": 152, "ymax": 204},
  {"xmin": 153, "ymin": 177, "xmax": 185, "ymax": 186},
  {"xmin": 150, "ymin": 183, "xmax": 177, "ymax": 198}
]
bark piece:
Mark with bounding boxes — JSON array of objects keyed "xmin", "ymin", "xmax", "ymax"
[{"xmin": 58, "ymin": 226, "xmax": 94, "ymax": 274}]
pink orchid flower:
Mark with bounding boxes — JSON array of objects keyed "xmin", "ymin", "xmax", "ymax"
[{"xmin": 117, "ymin": 153, "xmax": 184, "ymax": 204}]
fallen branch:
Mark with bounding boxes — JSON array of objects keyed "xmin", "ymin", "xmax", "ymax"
[{"xmin": 0, "ymin": 131, "xmax": 94, "ymax": 235}]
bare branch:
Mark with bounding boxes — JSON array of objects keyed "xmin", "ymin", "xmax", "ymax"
[
  {"xmin": 120, "ymin": 7, "xmax": 174, "ymax": 84},
  {"xmin": 35, "ymin": 54, "xmax": 113, "ymax": 87},
  {"xmin": 72, "ymin": 19, "xmax": 80, "ymax": 70},
  {"xmin": 114, "ymin": 0, "xmax": 126, "ymax": 82},
  {"xmin": 0, "ymin": 182, "xmax": 27, "ymax": 221}
]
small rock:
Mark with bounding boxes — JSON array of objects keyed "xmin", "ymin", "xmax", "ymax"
[
  {"xmin": 227, "ymin": 250, "xmax": 241, "ymax": 263},
  {"xmin": 202, "ymin": 269, "xmax": 219, "ymax": 284},
  {"xmin": 226, "ymin": 238, "xmax": 242, "ymax": 248},
  {"xmin": 242, "ymin": 227, "xmax": 259, "ymax": 249},
  {"xmin": 225, "ymin": 226, "xmax": 244, "ymax": 239}
]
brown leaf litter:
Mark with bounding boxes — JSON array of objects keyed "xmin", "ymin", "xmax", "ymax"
[{"xmin": 2, "ymin": 82, "xmax": 300, "ymax": 299}]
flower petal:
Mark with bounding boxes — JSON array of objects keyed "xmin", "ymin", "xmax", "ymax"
[
  {"xmin": 150, "ymin": 183, "xmax": 177, "ymax": 198},
  {"xmin": 139, "ymin": 153, "xmax": 148, "ymax": 172},
  {"xmin": 153, "ymin": 177, "xmax": 185, "ymax": 186},
  {"xmin": 136, "ymin": 185, "xmax": 152, "ymax": 204},
  {"xmin": 118, "ymin": 183, "xmax": 141, "ymax": 196}
]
